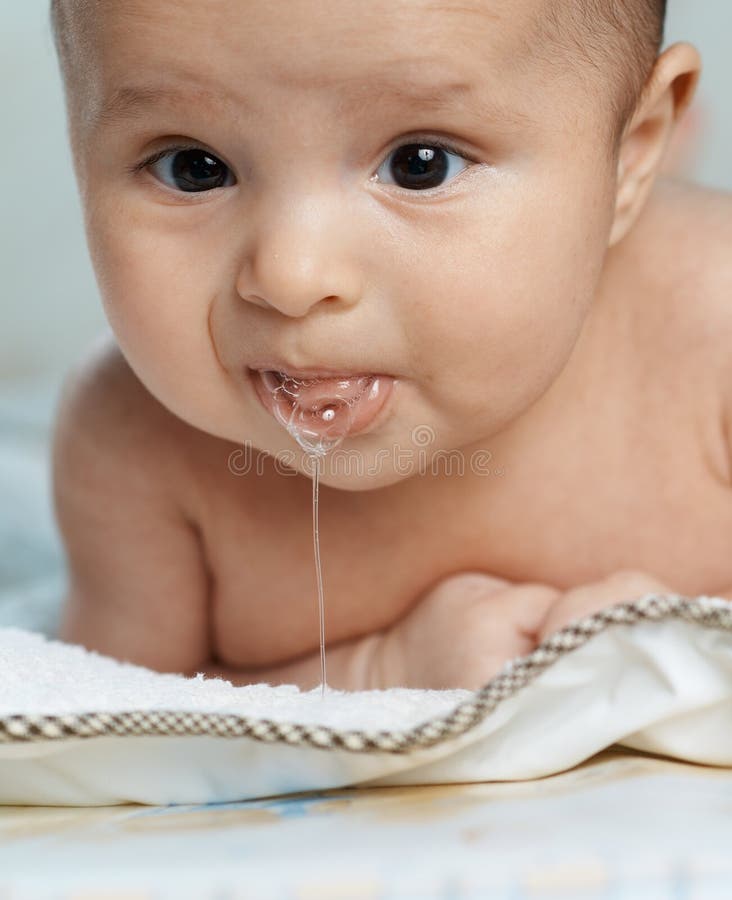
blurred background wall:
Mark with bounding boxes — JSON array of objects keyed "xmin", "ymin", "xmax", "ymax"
[{"xmin": 1, "ymin": 1, "xmax": 730, "ymax": 379}]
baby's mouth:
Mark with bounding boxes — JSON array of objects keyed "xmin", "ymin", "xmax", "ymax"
[
  {"xmin": 260, "ymin": 370, "xmax": 375, "ymax": 405},
  {"xmin": 250, "ymin": 368, "xmax": 396, "ymax": 452}
]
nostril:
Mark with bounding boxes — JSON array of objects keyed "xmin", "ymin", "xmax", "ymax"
[{"xmin": 241, "ymin": 293, "xmax": 271, "ymax": 308}]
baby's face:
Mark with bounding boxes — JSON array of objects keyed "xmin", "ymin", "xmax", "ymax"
[{"xmin": 68, "ymin": 0, "xmax": 620, "ymax": 488}]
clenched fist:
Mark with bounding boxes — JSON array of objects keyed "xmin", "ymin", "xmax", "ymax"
[
  {"xmin": 371, "ymin": 572, "xmax": 559, "ymax": 689},
  {"xmin": 369, "ymin": 569, "xmax": 674, "ymax": 690}
]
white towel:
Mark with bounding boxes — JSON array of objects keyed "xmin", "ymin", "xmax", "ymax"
[{"xmin": 1, "ymin": 596, "xmax": 730, "ymax": 806}]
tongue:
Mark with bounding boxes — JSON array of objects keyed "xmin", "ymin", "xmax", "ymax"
[{"xmin": 260, "ymin": 372, "xmax": 392, "ymax": 454}]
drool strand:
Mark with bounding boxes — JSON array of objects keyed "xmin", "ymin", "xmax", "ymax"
[{"xmin": 260, "ymin": 372, "xmax": 374, "ymax": 696}]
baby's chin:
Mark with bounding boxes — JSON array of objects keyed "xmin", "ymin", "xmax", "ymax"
[
  {"xmin": 155, "ymin": 401, "xmax": 411, "ymax": 491},
  {"xmin": 288, "ymin": 452, "xmax": 418, "ymax": 492}
]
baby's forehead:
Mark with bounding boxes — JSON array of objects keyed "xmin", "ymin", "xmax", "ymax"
[
  {"xmin": 55, "ymin": 0, "xmax": 560, "ymax": 109},
  {"xmin": 57, "ymin": 0, "xmax": 541, "ymax": 66},
  {"xmin": 54, "ymin": 0, "xmax": 632, "ymax": 140}
]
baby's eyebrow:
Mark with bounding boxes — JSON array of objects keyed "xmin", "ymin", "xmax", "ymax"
[
  {"xmin": 90, "ymin": 75, "xmax": 530, "ymax": 132},
  {"xmin": 91, "ymin": 85, "xmax": 193, "ymax": 129}
]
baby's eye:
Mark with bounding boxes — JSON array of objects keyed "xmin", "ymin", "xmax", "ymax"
[
  {"xmin": 144, "ymin": 147, "xmax": 236, "ymax": 193},
  {"xmin": 374, "ymin": 140, "xmax": 471, "ymax": 191}
]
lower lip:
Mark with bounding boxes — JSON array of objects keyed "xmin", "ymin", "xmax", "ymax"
[{"xmin": 248, "ymin": 368, "xmax": 396, "ymax": 440}]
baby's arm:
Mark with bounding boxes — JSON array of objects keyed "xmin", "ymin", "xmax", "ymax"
[
  {"xmin": 52, "ymin": 342, "xmax": 211, "ymax": 673},
  {"xmin": 198, "ymin": 635, "xmax": 384, "ymax": 690},
  {"xmin": 199, "ymin": 575, "xmax": 559, "ymax": 690},
  {"xmin": 181, "ymin": 570, "xmax": 682, "ymax": 690}
]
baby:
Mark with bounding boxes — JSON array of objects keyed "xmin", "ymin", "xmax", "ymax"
[{"xmin": 49, "ymin": 0, "xmax": 732, "ymax": 691}]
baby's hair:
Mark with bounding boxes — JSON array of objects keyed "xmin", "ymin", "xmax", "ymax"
[
  {"xmin": 49, "ymin": 0, "xmax": 78, "ymax": 67},
  {"xmin": 49, "ymin": 0, "xmax": 93, "ymax": 95},
  {"xmin": 535, "ymin": 0, "xmax": 667, "ymax": 146},
  {"xmin": 50, "ymin": 0, "xmax": 666, "ymax": 148}
]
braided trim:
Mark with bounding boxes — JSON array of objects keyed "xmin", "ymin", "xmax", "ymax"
[{"xmin": 1, "ymin": 595, "xmax": 730, "ymax": 753}]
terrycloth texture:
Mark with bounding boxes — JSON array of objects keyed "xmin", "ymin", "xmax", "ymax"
[{"xmin": 0, "ymin": 628, "xmax": 471, "ymax": 728}]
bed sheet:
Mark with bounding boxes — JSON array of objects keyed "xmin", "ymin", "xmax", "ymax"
[{"xmin": 1, "ymin": 748, "xmax": 731, "ymax": 899}]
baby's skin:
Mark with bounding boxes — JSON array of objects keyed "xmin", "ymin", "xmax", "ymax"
[{"xmin": 52, "ymin": 0, "xmax": 732, "ymax": 690}]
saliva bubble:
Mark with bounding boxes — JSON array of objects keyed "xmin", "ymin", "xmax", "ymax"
[{"xmin": 262, "ymin": 373, "xmax": 367, "ymax": 456}]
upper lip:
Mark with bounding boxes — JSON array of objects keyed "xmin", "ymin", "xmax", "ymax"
[{"xmin": 248, "ymin": 361, "xmax": 382, "ymax": 379}]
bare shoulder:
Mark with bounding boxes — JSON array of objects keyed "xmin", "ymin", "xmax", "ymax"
[
  {"xmin": 52, "ymin": 331, "xmax": 218, "ymax": 510},
  {"xmin": 52, "ymin": 332, "xmax": 213, "ymax": 671},
  {"xmin": 638, "ymin": 178, "xmax": 732, "ymax": 319},
  {"xmin": 55, "ymin": 331, "xmax": 188, "ymax": 467},
  {"xmin": 654, "ymin": 180, "xmax": 732, "ymax": 445},
  {"xmin": 633, "ymin": 178, "xmax": 732, "ymax": 366},
  {"xmin": 620, "ymin": 179, "xmax": 732, "ymax": 482}
]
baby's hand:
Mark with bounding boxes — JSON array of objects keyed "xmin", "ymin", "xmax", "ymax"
[
  {"xmin": 370, "ymin": 569, "xmax": 675, "ymax": 690},
  {"xmin": 372, "ymin": 572, "xmax": 561, "ymax": 690}
]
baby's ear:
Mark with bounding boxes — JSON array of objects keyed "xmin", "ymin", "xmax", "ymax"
[{"xmin": 609, "ymin": 42, "xmax": 702, "ymax": 247}]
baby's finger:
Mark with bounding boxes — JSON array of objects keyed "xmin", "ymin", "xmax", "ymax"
[{"xmin": 537, "ymin": 569, "xmax": 673, "ymax": 640}]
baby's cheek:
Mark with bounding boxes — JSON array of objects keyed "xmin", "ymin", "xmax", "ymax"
[
  {"xmin": 89, "ymin": 224, "xmax": 243, "ymax": 435},
  {"xmin": 413, "ymin": 175, "xmax": 610, "ymax": 424}
]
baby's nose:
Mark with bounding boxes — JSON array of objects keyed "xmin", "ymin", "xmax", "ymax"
[{"xmin": 236, "ymin": 196, "xmax": 362, "ymax": 317}]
